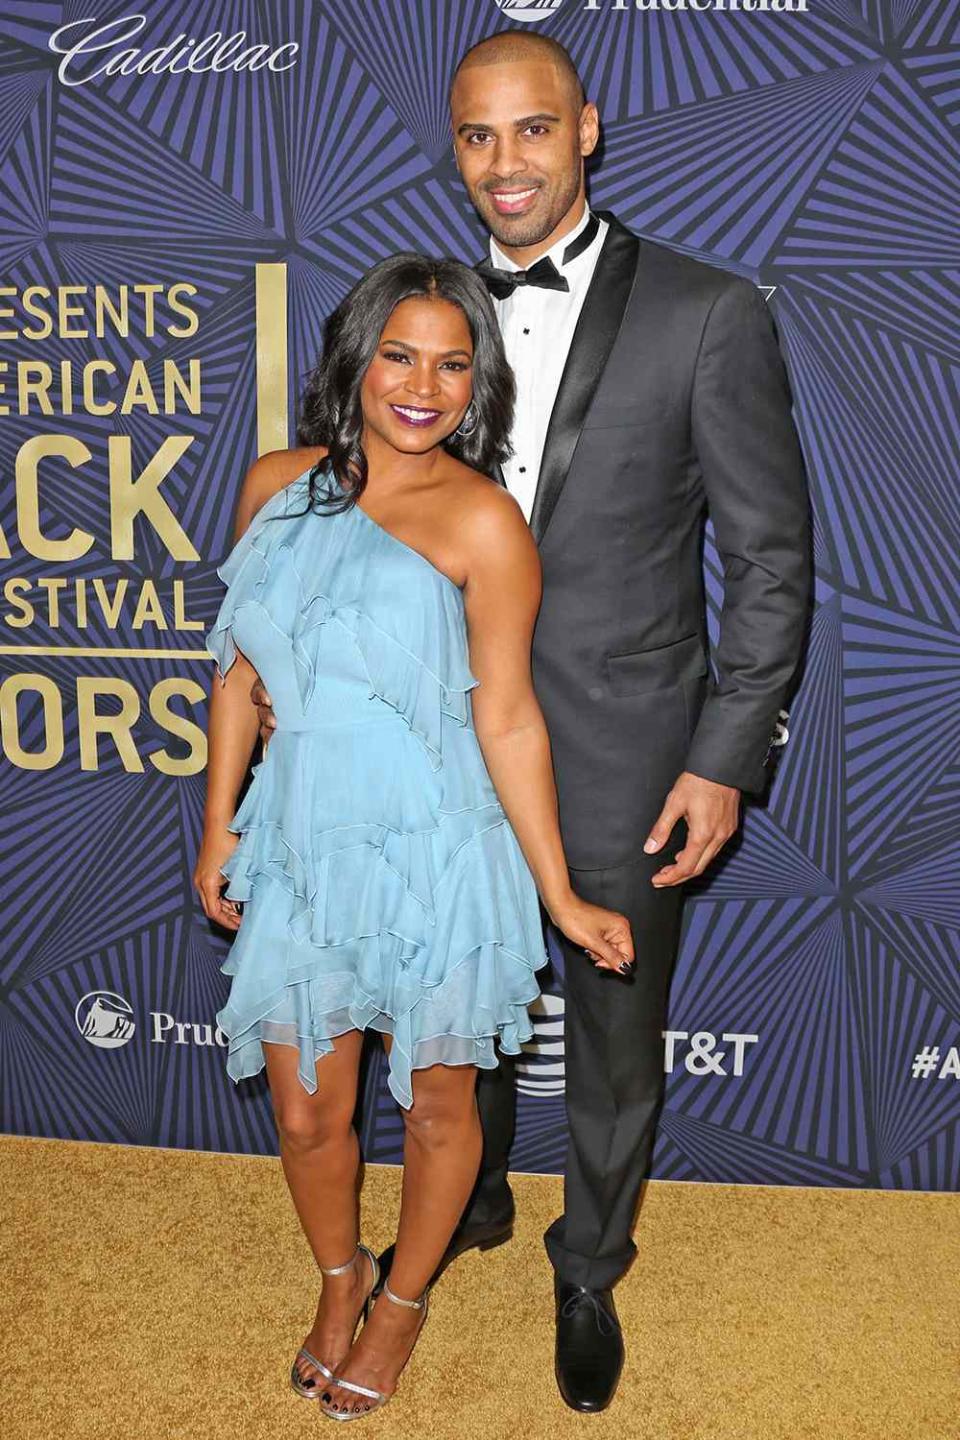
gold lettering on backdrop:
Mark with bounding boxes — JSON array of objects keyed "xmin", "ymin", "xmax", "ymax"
[
  {"xmin": 4, "ymin": 578, "xmax": 32, "ymax": 625},
  {"xmin": 37, "ymin": 577, "xmax": 67, "ymax": 624},
  {"xmin": 14, "ymin": 436, "xmax": 95, "ymax": 561},
  {"xmin": 109, "ymin": 435, "xmax": 198, "ymax": 561},
  {"xmin": 131, "ymin": 580, "xmax": 166, "ymax": 629},
  {"xmin": 256, "ymin": 262, "xmax": 288, "ymax": 455},
  {"xmin": 0, "ymin": 358, "xmax": 201, "ymax": 417},
  {"xmin": 120, "ymin": 359, "xmax": 157, "ymax": 413},
  {"xmin": 173, "ymin": 580, "xmax": 203, "ymax": 630},
  {"xmin": 0, "ymin": 266, "xmax": 288, "ymax": 769},
  {"xmin": 0, "ymin": 672, "xmax": 65, "ymax": 769},
  {"xmin": 2, "ymin": 434, "xmax": 201, "ymax": 562},
  {"xmin": 2, "ymin": 576, "xmax": 203, "ymax": 632},
  {"xmin": 0, "ymin": 282, "xmax": 200, "ymax": 340},
  {"xmin": 93, "ymin": 576, "xmax": 129, "ymax": 628},
  {"xmin": 148, "ymin": 679, "xmax": 207, "ymax": 775},
  {"xmin": 167, "ymin": 284, "xmax": 200, "ymax": 338},
  {"xmin": 19, "ymin": 363, "xmax": 56, "ymax": 414},
  {"xmin": 83, "ymin": 360, "xmax": 117, "ymax": 416},
  {"xmin": 77, "ymin": 676, "xmax": 143, "ymax": 772}
]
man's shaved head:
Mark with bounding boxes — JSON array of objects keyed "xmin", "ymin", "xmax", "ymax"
[
  {"xmin": 449, "ymin": 29, "xmax": 598, "ymax": 260},
  {"xmin": 453, "ymin": 31, "xmax": 585, "ymax": 114}
]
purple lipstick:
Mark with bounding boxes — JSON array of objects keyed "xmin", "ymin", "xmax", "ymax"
[{"xmin": 390, "ymin": 403, "xmax": 442, "ymax": 429}]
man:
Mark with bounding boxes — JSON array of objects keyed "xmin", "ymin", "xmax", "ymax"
[{"xmin": 252, "ymin": 30, "xmax": 811, "ymax": 1414}]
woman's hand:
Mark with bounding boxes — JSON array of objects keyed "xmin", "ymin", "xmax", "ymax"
[
  {"xmin": 250, "ymin": 674, "xmax": 277, "ymax": 752},
  {"xmin": 193, "ymin": 828, "xmax": 242, "ymax": 932},
  {"xmin": 547, "ymin": 893, "xmax": 635, "ymax": 974}
]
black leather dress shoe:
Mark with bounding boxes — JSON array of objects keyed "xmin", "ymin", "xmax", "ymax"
[
  {"xmin": 554, "ymin": 1279, "xmax": 624, "ymax": 1412},
  {"xmin": 375, "ymin": 1210, "xmax": 514, "ymax": 1293}
]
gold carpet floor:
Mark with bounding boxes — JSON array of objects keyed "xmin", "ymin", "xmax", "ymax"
[{"xmin": 2, "ymin": 1134, "xmax": 957, "ymax": 1440}]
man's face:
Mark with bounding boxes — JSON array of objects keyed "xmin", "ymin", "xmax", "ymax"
[{"xmin": 450, "ymin": 59, "xmax": 598, "ymax": 252}]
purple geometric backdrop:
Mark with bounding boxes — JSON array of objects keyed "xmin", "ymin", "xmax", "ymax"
[{"xmin": 0, "ymin": 1, "xmax": 957, "ymax": 1190}]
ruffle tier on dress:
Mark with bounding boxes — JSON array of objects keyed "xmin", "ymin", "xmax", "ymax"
[{"xmin": 205, "ymin": 466, "xmax": 548, "ymax": 1108}]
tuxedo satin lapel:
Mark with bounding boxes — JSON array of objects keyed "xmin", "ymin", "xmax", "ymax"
[{"xmin": 530, "ymin": 216, "xmax": 639, "ymax": 544}]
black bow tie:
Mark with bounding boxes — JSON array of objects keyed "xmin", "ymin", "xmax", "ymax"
[
  {"xmin": 476, "ymin": 209, "xmax": 601, "ymax": 302},
  {"xmin": 475, "ymin": 253, "xmax": 569, "ymax": 300}
]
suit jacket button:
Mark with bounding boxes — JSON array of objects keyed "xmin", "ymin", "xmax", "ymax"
[{"xmin": 588, "ymin": 686, "xmax": 603, "ymax": 700}]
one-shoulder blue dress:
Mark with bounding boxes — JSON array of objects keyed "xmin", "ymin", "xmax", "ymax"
[{"xmin": 205, "ymin": 461, "xmax": 548, "ymax": 1108}]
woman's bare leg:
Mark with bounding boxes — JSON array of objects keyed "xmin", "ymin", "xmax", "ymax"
[
  {"xmin": 264, "ymin": 1031, "xmax": 369, "ymax": 1393},
  {"xmin": 321, "ymin": 1053, "xmax": 483, "ymax": 1416},
  {"xmin": 389, "ymin": 1063, "xmax": 483, "ymax": 1301}
]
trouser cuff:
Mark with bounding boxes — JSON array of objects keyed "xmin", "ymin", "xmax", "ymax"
[{"xmin": 543, "ymin": 1219, "xmax": 637, "ymax": 1291}]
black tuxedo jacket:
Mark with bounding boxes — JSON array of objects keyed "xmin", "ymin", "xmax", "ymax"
[{"xmin": 476, "ymin": 208, "xmax": 812, "ymax": 871}]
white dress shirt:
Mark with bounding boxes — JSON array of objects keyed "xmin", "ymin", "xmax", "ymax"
[{"xmin": 487, "ymin": 204, "xmax": 609, "ymax": 522}]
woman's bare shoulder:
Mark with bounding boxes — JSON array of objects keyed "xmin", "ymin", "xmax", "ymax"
[
  {"xmin": 440, "ymin": 456, "xmax": 525, "ymax": 531},
  {"xmin": 233, "ymin": 445, "xmax": 328, "ymax": 536},
  {"xmin": 456, "ymin": 467, "xmax": 532, "ymax": 549},
  {"xmin": 437, "ymin": 461, "xmax": 539, "ymax": 593}
]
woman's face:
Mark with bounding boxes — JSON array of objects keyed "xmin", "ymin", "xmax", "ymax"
[{"xmin": 360, "ymin": 295, "xmax": 475, "ymax": 454}]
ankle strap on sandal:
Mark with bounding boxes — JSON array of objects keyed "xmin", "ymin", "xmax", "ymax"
[
  {"xmin": 382, "ymin": 1278, "xmax": 428, "ymax": 1310},
  {"xmin": 319, "ymin": 1245, "xmax": 360, "ymax": 1277}
]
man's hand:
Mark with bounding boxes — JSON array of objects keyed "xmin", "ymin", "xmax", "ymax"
[
  {"xmin": 250, "ymin": 674, "xmax": 277, "ymax": 750},
  {"xmin": 644, "ymin": 771, "xmax": 741, "ymax": 887}
]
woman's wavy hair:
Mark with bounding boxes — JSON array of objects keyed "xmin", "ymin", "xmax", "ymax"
[{"xmin": 291, "ymin": 252, "xmax": 516, "ymax": 515}]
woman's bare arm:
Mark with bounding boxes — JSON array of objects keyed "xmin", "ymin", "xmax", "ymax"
[
  {"xmin": 203, "ymin": 652, "xmax": 260, "ymax": 831},
  {"xmin": 463, "ymin": 487, "xmax": 633, "ymax": 972},
  {"xmin": 194, "ymin": 456, "xmax": 287, "ymax": 929}
]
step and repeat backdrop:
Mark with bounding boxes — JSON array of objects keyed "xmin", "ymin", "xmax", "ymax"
[{"xmin": 1, "ymin": 2, "xmax": 957, "ymax": 1189}]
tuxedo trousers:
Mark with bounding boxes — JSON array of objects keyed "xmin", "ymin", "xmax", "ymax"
[{"xmin": 464, "ymin": 832, "xmax": 687, "ymax": 1291}]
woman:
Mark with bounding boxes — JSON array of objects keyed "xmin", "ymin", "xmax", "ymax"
[{"xmin": 193, "ymin": 253, "xmax": 634, "ymax": 1421}]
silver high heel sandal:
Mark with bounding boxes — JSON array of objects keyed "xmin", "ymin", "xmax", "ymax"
[
  {"xmin": 319, "ymin": 1278, "xmax": 430, "ymax": 1420},
  {"xmin": 290, "ymin": 1243, "xmax": 380, "ymax": 1400}
]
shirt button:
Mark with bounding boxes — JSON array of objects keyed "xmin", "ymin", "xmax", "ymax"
[
  {"xmin": 523, "ymin": 327, "xmax": 530, "ymax": 334},
  {"xmin": 519, "ymin": 466, "xmax": 526, "ymax": 473}
]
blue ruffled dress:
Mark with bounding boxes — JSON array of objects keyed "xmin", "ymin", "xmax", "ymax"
[{"xmin": 205, "ymin": 461, "xmax": 548, "ymax": 1108}]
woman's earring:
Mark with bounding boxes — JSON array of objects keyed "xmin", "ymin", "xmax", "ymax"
[{"xmin": 453, "ymin": 400, "xmax": 479, "ymax": 439}]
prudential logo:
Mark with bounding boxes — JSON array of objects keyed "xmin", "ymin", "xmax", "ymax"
[
  {"xmin": 75, "ymin": 989, "xmax": 229, "ymax": 1053},
  {"xmin": 493, "ymin": 0, "xmax": 566, "ymax": 21},
  {"xmin": 76, "ymin": 991, "xmax": 136, "ymax": 1048}
]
